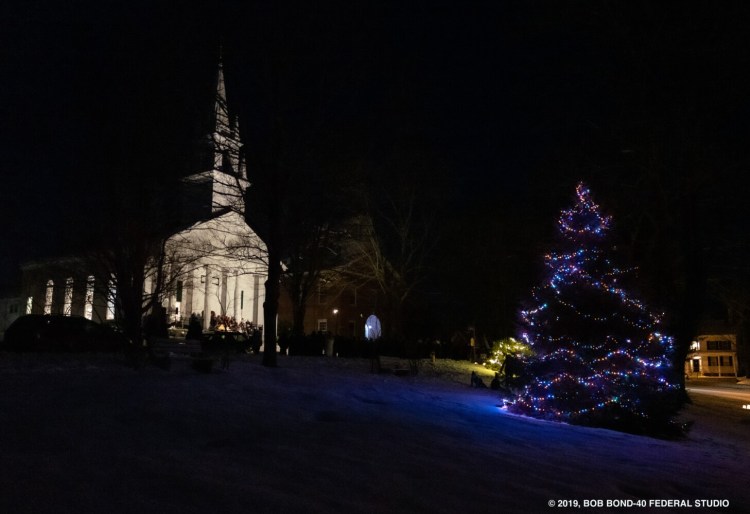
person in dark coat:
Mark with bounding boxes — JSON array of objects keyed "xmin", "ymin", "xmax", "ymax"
[
  {"xmin": 186, "ymin": 314, "xmax": 202, "ymax": 341},
  {"xmin": 470, "ymin": 371, "xmax": 487, "ymax": 388}
]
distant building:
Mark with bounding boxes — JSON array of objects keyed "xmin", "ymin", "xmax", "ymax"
[
  {"xmin": 278, "ymin": 277, "xmax": 381, "ymax": 339},
  {"xmin": 685, "ymin": 321, "xmax": 739, "ymax": 378},
  {"xmin": 276, "ymin": 215, "xmax": 389, "ymax": 341},
  {"xmin": 0, "ymin": 294, "xmax": 23, "ymax": 340},
  {"xmin": 20, "ymin": 58, "xmax": 268, "ymax": 334}
]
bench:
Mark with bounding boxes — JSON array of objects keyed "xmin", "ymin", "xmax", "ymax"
[
  {"xmin": 149, "ymin": 338, "xmax": 213, "ymax": 372},
  {"xmin": 393, "ymin": 359, "xmax": 420, "ymax": 377},
  {"xmin": 370, "ymin": 356, "xmax": 419, "ymax": 377}
]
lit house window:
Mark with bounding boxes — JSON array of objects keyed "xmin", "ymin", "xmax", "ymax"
[
  {"xmin": 26, "ymin": 296, "xmax": 33, "ymax": 314},
  {"xmin": 63, "ymin": 277, "xmax": 74, "ymax": 316},
  {"xmin": 317, "ymin": 319, "xmax": 328, "ymax": 332},
  {"xmin": 44, "ymin": 280, "xmax": 54, "ymax": 315},
  {"xmin": 707, "ymin": 340, "xmax": 732, "ymax": 351},
  {"xmin": 84, "ymin": 276, "xmax": 94, "ymax": 320}
]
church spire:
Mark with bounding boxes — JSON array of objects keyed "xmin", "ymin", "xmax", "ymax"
[
  {"xmin": 180, "ymin": 51, "xmax": 249, "ymax": 223},
  {"xmin": 214, "ymin": 51, "xmax": 231, "ymax": 135},
  {"xmin": 208, "ymin": 49, "xmax": 245, "ymax": 180}
]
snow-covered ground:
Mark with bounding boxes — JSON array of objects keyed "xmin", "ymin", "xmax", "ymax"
[{"xmin": 0, "ymin": 353, "xmax": 747, "ymax": 513}]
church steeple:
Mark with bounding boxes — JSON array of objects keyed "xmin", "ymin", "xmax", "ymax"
[
  {"xmin": 180, "ymin": 53, "xmax": 249, "ymax": 222},
  {"xmin": 214, "ymin": 56, "xmax": 231, "ymax": 136},
  {"xmin": 210, "ymin": 52, "xmax": 245, "ymax": 180}
]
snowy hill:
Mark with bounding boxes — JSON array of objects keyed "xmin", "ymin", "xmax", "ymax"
[{"xmin": 0, "ymin": 354, "xmax": 747, "ymax": 513}]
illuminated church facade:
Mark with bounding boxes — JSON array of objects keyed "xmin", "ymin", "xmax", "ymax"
[{"xmin": 20, "ymin": 60, "xmax": 268, "ymax": 332}]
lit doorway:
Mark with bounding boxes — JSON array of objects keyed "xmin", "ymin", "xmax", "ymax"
[{"xmin": 364, "ymin": 315, "xmax": 381, "ymax": 340}]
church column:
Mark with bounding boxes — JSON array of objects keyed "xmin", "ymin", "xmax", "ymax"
[
  {"xmin": 184, "ymin": 273, "xmax": 194, "ymax": 319},
  {"xmin": 253, "ymin": 274, "xmax": 260, "ymax": 324},
  {"xmin": 233, "ymin": 271, "xmax": 240, "ymax": 321},
  {"xmin": 220, "ymin": 269, "xmax": 228, "ymax": 315},
  {"xmin": 203, "ymin": 265, "xmax": 211, "ymax": 331}
]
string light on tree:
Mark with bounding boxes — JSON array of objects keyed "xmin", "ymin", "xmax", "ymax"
[{"xmin": 508, "ymin": 183, "xmax": 682, "ymax": 435}]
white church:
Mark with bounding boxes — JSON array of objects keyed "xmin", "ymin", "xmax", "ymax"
[{"xmin": 20, "ymin": 59, "xmax": 268, "ymax": 333}]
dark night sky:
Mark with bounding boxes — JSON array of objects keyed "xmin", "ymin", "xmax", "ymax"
[{"xmin": 2, "ymin": 1, "xmax": 750, "ymax": 301}]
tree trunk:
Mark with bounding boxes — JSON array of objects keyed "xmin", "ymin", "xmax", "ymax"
[
  {"xmin": 292, "ymin": 299, "xmax": 307, "ymax": 338},
  {"xmin": 118, "ymin": 265, "xmax": 146, "ymax": 348},
  {"xmin": 262, "ymin": 254, "xmax": 281, "ymax": 367}
]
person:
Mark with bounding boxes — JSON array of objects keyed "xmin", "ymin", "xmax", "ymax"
[
  {"xmin": 490, "ymin": 372, "xmax": 501, "ymax": 390},
  {"xmin": 504, "ymin": 354, "xmax": 519, "ymax": 388},
  {"xmin": 470, "ymin": 371, "xmax": 487, "ymax": 388},
  {"xmin": 186, "ymin": 314, "xmax": 202, "ymax": 341}
]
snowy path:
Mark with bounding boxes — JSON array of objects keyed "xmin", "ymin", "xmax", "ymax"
[
  {"xmin": 0, "ymin": 354, "xmax": 747, "ymax": 513},
  {"xmin": 687, "ymin": 387, "xmax": 750, "ymax": 402}
]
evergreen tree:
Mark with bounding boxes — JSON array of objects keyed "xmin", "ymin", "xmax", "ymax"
[{"xmin": 508, "ymin": 183, "xmax": 682, "ymax": 435}]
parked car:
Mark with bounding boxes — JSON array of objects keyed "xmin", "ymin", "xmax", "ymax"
[
  {"xmin": 200, "ymin": 331, "xmax": 253, "ymax": 355},
  {"xmin": 1, "ymin": 314, "xmax": 126, "ymax": 353}
]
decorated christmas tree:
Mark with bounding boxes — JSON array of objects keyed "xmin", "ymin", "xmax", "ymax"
[{"xmin": 508, "ymin": 183, "xmax": 682, "ymax": 435}]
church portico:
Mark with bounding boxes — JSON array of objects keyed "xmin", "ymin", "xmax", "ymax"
[{"xmin": 174, "ymin": 263, "xmax": 264, "ymax": 331}]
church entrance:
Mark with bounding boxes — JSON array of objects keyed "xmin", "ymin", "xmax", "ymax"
[{"xmin": 364, "ymin": 314, "xmax": 381, "ymax": 340}]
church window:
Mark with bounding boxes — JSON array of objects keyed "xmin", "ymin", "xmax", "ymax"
[
  {"xmin": 63, "ymin": 277, "xmax": 74, "ymax": 316},
  {"xmin": 106, "ymin": 279, "xmax": 116, "ymax": 320},
  {"xmin": 44, "ymin": 280, "xmax": 54, "ymax": 315},
  {"xmin": 240, "ymin": 290, "xmax": 244, "ymax": 309},
  {"xmin": 176, "ymin": 281, "xmax": 183, "ymax": 302},
  {"xmin": 318, "ymin": 284, "xmax": 327, "ymax": 305},
  {"xmin": 221, "ymin": 150, "xmax": 234, "ymax": 174},
  {"xmin": 84, "ymin": 276, "xmax": 94, "ymax": 320}
]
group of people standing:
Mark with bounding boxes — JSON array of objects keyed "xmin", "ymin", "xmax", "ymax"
[{"xmin": 184, "ymin": 311, "xmax": 262, "ymax": 341}]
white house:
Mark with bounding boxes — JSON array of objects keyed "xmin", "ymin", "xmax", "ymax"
[
  {"xmin": 685, "ymin": 322, "xmax": 739, "ymax": 378},
  {"xmin": 0, "ymin": 295, "xmax": 23, "ymax": 340}
]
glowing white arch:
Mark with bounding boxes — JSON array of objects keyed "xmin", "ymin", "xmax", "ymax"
[{"xmin": 364, "ymin": 315, "xmax": 381, "ymax": 340}]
